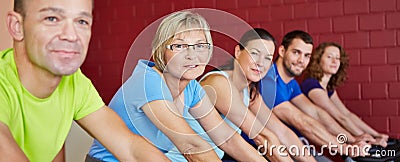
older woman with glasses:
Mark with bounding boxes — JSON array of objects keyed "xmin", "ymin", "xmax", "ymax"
[{"xmin": 87, "ymin": 11, "xmax": 267, "ymax": 162}]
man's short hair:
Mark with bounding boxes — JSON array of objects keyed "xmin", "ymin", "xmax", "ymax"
[{"xmin": 281, "ymin": 30, "xmax": 313, "ymax": 50}]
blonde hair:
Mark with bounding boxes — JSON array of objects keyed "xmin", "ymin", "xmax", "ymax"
[{"xmin": 151, "ymin": 11, "xmax": 212, "ymax": 72}]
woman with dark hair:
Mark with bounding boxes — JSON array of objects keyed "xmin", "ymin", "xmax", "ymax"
[
  {"xmin": 301, "ymin": 42, "xmax": 388, "ymax": 147},
  {"xmin": 200, "ymin": 28, "xmax": 315, "ymax": 162}
]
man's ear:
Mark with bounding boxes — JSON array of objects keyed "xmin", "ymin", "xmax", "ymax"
[
  {"xmin": 278, "ymin": 45, "xmax": 285, "ymax": 58},
  {"xmin": 234, "ymin": 45, "xmax": 241, "ymax": 58},
  {"xmin": 7, "ymin": 11, "xmax": 24, "ymax": 41}
]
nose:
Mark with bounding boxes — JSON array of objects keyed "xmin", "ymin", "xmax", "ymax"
[
  {"xmin": 184, "ymin": 49, "xmax": 197, "ymax": 60},
  {"xmin": 59, "ymin": 21, "xmax": 78, "ymax": 41},
  {"xmin": 297, "ymin": 54, "xmax": 304, "ymax": 63}
]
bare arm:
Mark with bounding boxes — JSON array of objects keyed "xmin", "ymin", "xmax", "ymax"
[
  {"xmin": 273, "ymin": 101, "xmax": 344, "ymax": 148},
  {"xmin": 307, "ymin": 89, "xmax": 365, "ymax": 136},
  {"xmin": 0, "ymin": 122, "xmax": 29, "ymax": 162},
  {"xmin": 249, "ymin": 94, "xmax": 315, "ymax": 162},
  {"xmin": 77, "ymin": 106, "xmax": 170, "ymax": 162},
  {"xmin": 201, "ymin": 74, "xmax": 291, "ymax": 162},
  {"xmin": 290, "ymin": 94, "xmax": 358, "ymax": 143},
  {"xmin": 331, "ymin": 92, "xmax": 388, "ymax": 146},
  {"xmin": 142, "ymin": 100, "xmax": 220, "ymax": 161},
  {"xmin": 52, "ymin": 144, "xmax": 65, "ymax": 162},
  {"xmin": 189, "ymin": 95, "xmax": 267, "ymax": 162}
]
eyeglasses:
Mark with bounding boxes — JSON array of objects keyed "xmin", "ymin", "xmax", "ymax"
[{"xmin": 166, "ymin": 43, "xmax": 211, "ymax": 53}]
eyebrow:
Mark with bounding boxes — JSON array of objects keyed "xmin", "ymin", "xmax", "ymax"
[{"xmin": 39, "ymin": 7, "xmax": 92, "ymax": 18}]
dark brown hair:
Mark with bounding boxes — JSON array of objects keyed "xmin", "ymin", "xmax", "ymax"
[
  {"xmin": 304, "ymin": 42, "xmax": 349, "ymax": 91},
  {"xmin": 220, "ymin": 28, "xmax": 276, "ymax": 101}
]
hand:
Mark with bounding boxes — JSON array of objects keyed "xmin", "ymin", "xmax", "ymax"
[
  {"xmin": 372, "ymin": 137, "xmax": 388, "ymax": 147},
  {"xmin": 354, "ymin": 133, "xmax": 375, "ymax": 144}
]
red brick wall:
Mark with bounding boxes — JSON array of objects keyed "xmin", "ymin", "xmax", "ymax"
[{"xmin": 84, "ymin": 0, "xmax": 400, "ymax": 137}]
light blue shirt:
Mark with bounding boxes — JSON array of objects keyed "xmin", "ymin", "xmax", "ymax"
[{"xmin": 88, "ymin": 60, "xmax": 223, "ymax": 161}]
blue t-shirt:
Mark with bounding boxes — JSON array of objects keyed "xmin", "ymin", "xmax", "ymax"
[
  {"xmin": 259, "ymin": 63, "xmax": 302, "ymax": 108},
  {"xmin": 88, "ymin": 60, "xmax": 223, "ymax": 161},
  {"xmin": 300, "ymin": 78, "xmax": 334, "ymax": 98}
]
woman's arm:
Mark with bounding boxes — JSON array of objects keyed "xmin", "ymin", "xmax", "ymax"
[
  {"xmin": 189, "ymin": 94, "xmax": 269, "ymax": 162},
  {"xmin": 330, "ymin": 92, "xmax": 388, "ymax": 146},
  {"xmin": 308, "ymin": 89, "xmax": 365, "ymax": 136},
  {"xmin": 141, "ymin": 100, "xmax": 221, "ymax": 161},
  {"xmin": 200, "ymin": 74, "xmax": 292, "ymax": 161}
]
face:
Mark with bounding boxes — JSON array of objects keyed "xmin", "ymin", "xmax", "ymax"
[
  {"xmin": 320, "ymin": 46, "xmax": 341, "ymax": 75},
  {"xmin": 21, "ymin": 0, "xmax": 93, "ymax": 76},
  {"xmin": 164, "ymin": 29, "xmax": 211, "ymax": 80},
  {"xmin": 236, "ymin": 39, "xmax": 275, "ymax": 82},
  {"xmin": 281, "ymin": 38, "xmax": 313, "ymax": 77}
]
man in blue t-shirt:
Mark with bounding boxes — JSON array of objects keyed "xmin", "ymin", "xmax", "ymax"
[{"xmin": 260, "ymin": 30, "xmax": 370, "ymax": 158}]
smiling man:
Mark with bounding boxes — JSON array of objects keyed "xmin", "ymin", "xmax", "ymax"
[{"xmin": 0, "ymin": 0, "xmax": 169, "ymax": 161}]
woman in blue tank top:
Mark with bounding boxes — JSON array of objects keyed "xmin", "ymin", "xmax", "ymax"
[
  {"xmin": 87, "ymin": 11, "xmax": 267, "ymax": 162},
  {"xmin": 301, "ymin": 42, "xmax": 389, "ymax": 147}
]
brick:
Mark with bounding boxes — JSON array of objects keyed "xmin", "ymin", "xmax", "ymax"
[
  {"xmin": 134, "ymin": 4, "xmax": 154, "ymax": 18},
  {"xmin": 387, "ymin": 13, "xmax": 400, "ymax": 29},
  {"xmin": 193, "ymin": 0, "xmax": 216, "ymax": 8},
  {"xmin": 294, "ymin": 3, "xmax": 317, "ymax": 19},
  {"xmin": 284, "ymin": 0, "xmax": 306, "ymax": 3},
  {"xmin": 347, "ymin": 49, "xmax": 360, "ymax": 65},
  {"xmin": 337, "ymin": 83, "xmax": 361, "ymax": 100},
  {"xmin": 388, "ymin": 48, "xmax": 400, "ymax": 64},
  {"xmin": 261, "ymin": 22, "xmax": 283, "ymax": 37},
  {"xmin": 372, "ymin": 100, "xmax": 398, "ymax": 116},
  {"xmin": 248, "ymin": 7, "xmax": 270, "ymax": 23},
  {"xmin": 363, "ymin": 117, "xmax": 389, "ymax": 132},
  {"xmin": 333, "ymin": 15, "xmax": 358, "ymax": 32},
  {"xmin": 271, "ymin": 5, "xmax": 293, "ymax": 21},
  {"xmin": 344, "ymin": 32, "xmax": 369, "ymax": 49},
  {"xmin": 114, "ymin": 6, "xmax": 135, "ymax": 20},
  {"xmin": 345, "ymin": 100, "xmax": 372, "ymax": 116},
  {"xmin": 319, "ymin": 34, "xmax": 344, "ymax": 45},
  {"xmin": 97, "ymin": 8, "xmax": 116, "ymax": 22},
  {"xmin": 308, "ymin": 18, "xmax": 332, "ymax": 34},
  {"xmin": 359, "ymin": 14, "xmax": 385, "ymax": 30},
  {"xmin": 389, "ymin": 83, "xmax": 400, "ymax": 98},
  {"xmin": 319, "ymin": 1, "xmax": 343, "ymax": 17},
  {"xmin": 398, "ymin": 0, "xmax": 400, "ymax": 9},
  {"xmin": 172, "ymin": 0, "xmax": 194, "ymax": 11},
  {"xmin": 153, "ymin": 2, "xmax": 174, "ymax": 18},
  {"xmin": 283, "ymin": 20, "xmax": 307, "ymax": 34},
  {"xmin": 228, "ymin": 9, "xmax": 248, "ymax": 22},
  {"xmin": 238, "ymin": 0, "xmax": 260, "ymax": 8},
  {"xmin": 260, "ymin": 0, "xmax": 283, "ymax": 5},
  {"xmin": 347, "ymin": 66, "xmax": 370, "ymax": 82},
  {"xmin": 344, "ymin": 0, "xmax": 369, "ymax": 14},
  {"xmin": 390, "ymin": 117, "xmax": 400, "ymax": 132},
  {"xmin": 360, "ymin": 48, "xmax": 387, "ymax": 65},
  {"xmin": 398, "ymin": 31, "xmax": 400, "ymax": 46},
  {"xmin": 371, "ymin": 30, "xmax": 397, "ymax": 47},
  {"xmin": 370, "ymin": 0, "xmax": 396, "ymax": 12},
  {"xmin": 216, "ymin": 0, "xmax": 237, "ymax": 10},
  {"xmin": 362, "ymin": 83, "xmax": 388, "ymax": 99}
]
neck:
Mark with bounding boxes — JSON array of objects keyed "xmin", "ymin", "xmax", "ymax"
[
  {"xmin": 14, "ymin": 44, "xmax": 62, "ymax": 99},
  {"xmin": 231, "ymin": 62, "xmax": 250, "ymax": 92},
  {"xmin": 276, "ymin": 58, "xmax": 294, "ymax": 83},
  {"xmin": 320, "ymin": 74, "xmax": 331, "ymax": 89},
  {"xmin": 158, "ymin": 70, "xmax": 190, "ymax": 99}
]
